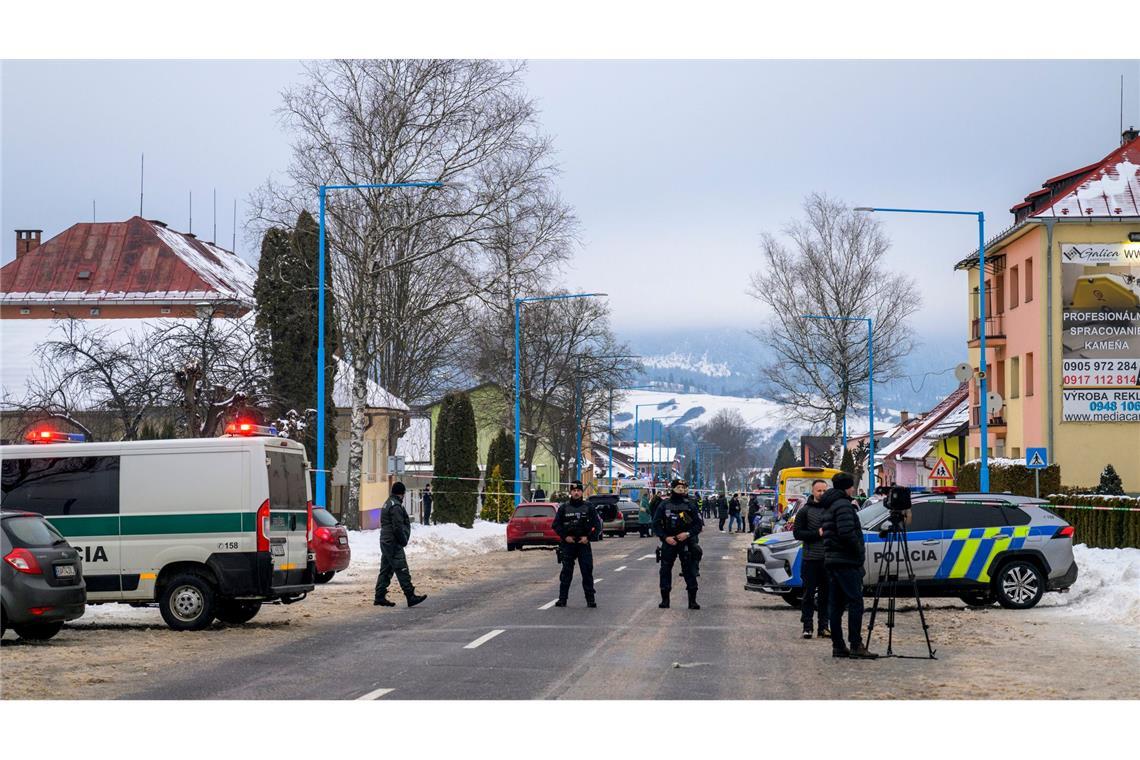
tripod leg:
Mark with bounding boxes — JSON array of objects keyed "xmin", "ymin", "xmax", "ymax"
[
  {"xmin": 864, "ymin": 533, "xmax": 892, "ymax": 650},
  {"xmin": 898, "ymin": 524, "xmax": 937, "ymax": 659}
]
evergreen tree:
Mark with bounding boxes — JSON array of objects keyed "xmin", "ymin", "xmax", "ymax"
[
  {"xmin": 432, "ymin": 392, "xmax": 479, "ymax": 527},
  {"xmin": 772, "ymin": 439, "xmax": 798, "ymax": 480},
  {"xmin": 1097, "ymin": 464, "xmax": 1125, "ymax": 495},
  {"xmin": 479, "ymin": 464, "xmax": 512, "ymax": 523},
  {"xmin": 840, "ymin": 447, "xmax": 856, "ymax": 477},
  {"xmin": 485, "ymin": 429, "xmax": 515, "ymax": 489},
  {"xmin": 254, "ymin": 212, "xmax": 338, "ymax": 504}
]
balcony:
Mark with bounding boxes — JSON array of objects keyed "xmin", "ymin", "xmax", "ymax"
[
  {"xmin": 970, "ymin": 405, "xmax": 1007, "ymax": 434},
  {"xmin": 969, "ymin": 315, "xmax": 1006, "ymax": 348}
]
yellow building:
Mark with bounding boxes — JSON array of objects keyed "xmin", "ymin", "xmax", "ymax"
[{"xmin": 954, "ymin": 129, "xmax": 1140, "ymax": 488}]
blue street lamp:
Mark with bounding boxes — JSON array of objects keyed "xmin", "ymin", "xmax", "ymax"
[
  {"xmin": 606, "ymin": 384, "xmax": 654, "ymax": 488},
  {"xmin": 648, "ymin": 414, "xmax": 682, "ymax": 483},
  {"xmin": 316, "ymin": 181, "xmax": 442, "ymax": 509},
  {"xmin": 696, "ymin": 442, "xmax": 720, "ymax": 494},
  {"xmin": 632, "ymin": 401, "xmax": 663, "ymax": 478},
  {"xmin": 574, "ymin": 355, "xmax": 638, "ymax": 483},
  {"xmin": 855, "ymin": 206, "xmax": 989, "ymax": 493},
  {"xmin": 802, "ymin": 314, "xmax": 875, "ymax": 493},
  {"xmin": 514, "ymin": 292, "xmax": 606, "ymax": 505}
]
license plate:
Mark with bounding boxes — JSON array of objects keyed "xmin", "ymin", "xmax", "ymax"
[
  {"xmin": 271, "ymin": 544, "xmax": 285, "ymax": 556},
  {"xmin": 55, "ymin": 565, "xmax": 76, "ymax": 578},
  {"xmin": 338, "ymin": 536, "xmax": 348, "ymax": 545},
  {"xmin": 527, "ymin": 532, "xmax": 544, "ymax": 537}
]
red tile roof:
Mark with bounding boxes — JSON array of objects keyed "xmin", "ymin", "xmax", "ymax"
[
  {"xmin": 1027, "ymin": 136, "xmax": 1140, "ymax": 219},
  {"xmin": 1, "ymin": 216, "xmax": 256, "ymax": 306}
]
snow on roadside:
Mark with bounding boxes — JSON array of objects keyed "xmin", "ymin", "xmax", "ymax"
[
  {"xmin": 69, "ymin": 521, "xmax": 506, "ymax": 626},
  {"xmin": 1037, "ymin": 545, "xmax": 1140, "ymax": 629}
]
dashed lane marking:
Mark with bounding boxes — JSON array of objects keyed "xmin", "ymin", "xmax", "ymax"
[
  {"xmin": 614, "ymin": 566, "xmax": 627, "ymax": 572},
  {"xmin": 721, "ymin": 556, "xmax": 732, "ymax": 560},
  {"xmin": 464, "ymin": 629, "xmax": 505, "ymax": 649},
  {"xmin": 637, "ymin": 554, "xmax": 655, "ymax": 561},
  {"xmin": 539, "ymin": 599, "xmax": 559, "ymax": 610},
  {"xmin": 357, "ymin": 687, "xmax": 394, "ymax": 700}
]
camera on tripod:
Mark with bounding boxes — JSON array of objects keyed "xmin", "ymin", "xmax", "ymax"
[{"xmin": 880, "ymin": 486, "xmax": 912, "ymax": 532}]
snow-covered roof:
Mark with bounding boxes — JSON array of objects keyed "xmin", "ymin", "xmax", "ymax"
[
  {"xmin": 1031, "ymin": 136, "xmax": 1140, "ymax": 219},
  {"xmin": 879, "ymin": 384, "xmax": 970, "ymax": 463},
  {"xmin": 0, "ymin": 217, "xmax": 256, "ymax": 307},
  {"xmin": 613, "ymin": 444, "xmax": 677, "ymax": 464},
  {"xmin": 395, "ymin": 416, "xmax": 431, "ymax": 462},
  {"xmin": 0, "ymin": 316, "xmax": 407, "ymax": 413}
]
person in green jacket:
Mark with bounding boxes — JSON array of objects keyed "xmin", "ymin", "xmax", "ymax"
[{"xmin": 638, "ymin": 490, "xmax": 654, "ymax": 537}]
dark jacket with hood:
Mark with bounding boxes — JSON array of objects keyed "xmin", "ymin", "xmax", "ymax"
[
  {"xmin": 819, "ymin": 488, "xmax": 864, "ymax": 567},
  {"xmin": 380, "ymin": 494, "xmax": 411, "ymax": 548},
  {"xmin": 716, "ymin": 497, "xmax": 729, "ymax": 519},
  {"xmin": 792, "ymin": 496, "xmax": 828, "ymax": 561}
]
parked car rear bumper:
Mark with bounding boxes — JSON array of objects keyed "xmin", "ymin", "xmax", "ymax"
[{"xmin": 1048, "ymin": 560, "xmax": 1078, "ymax": 591}]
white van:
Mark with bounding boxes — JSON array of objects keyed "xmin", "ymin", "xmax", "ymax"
[{"xmin": 0, "ymin": 431, "xmax": 315, "ymax": 630}]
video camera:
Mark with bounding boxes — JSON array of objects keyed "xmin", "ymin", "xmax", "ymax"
[{"xmin": 883, "ymin": 486, "xmax": 912, "ymax": 525}]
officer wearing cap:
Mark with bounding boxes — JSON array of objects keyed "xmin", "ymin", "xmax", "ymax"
[
  {"xmin": 551, "ymin": 480, "xmax": 602, "ymax": 608},
  {"xmin": 653, "ymin": 478, "xmax": 704, "ymax": 609}
]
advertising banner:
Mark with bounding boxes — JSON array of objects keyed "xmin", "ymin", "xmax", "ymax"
[{"xmin": 1061, "ymin": 242, "xmax": 1140, "ymax": 422}]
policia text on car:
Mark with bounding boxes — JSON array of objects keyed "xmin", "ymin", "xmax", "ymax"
[
  {"xmin": 653, "ymin": 479, "xmax": 703, "ymax": 609},
  {"xmin": 552, "ymin": 481, "xmax": 603, "ymax": 608}
]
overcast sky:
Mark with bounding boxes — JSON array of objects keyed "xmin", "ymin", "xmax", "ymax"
[{"xmin": 3, "ymin": 59, "xmax": 1137, "ymax": 338}]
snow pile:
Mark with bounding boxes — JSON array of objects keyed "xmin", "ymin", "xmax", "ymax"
[
  {"xmin": 347, "ymin": 520, "xmax": 506, "ymax": 567},
  {"xmin": 1037, "ymin": 545, "xmax": 1140, "ymax": 629}
]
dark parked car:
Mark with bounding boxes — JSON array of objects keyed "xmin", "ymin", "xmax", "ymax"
[
  {"xmin": 620, "ymin": 501, "xmax": 642, "ymax": 535},
  {"xmin": 310, "ymin": 508, "xmax": 351, "ymax": 583},
  {"xmin": 1, "ymin": 510, "xmax": 86, "ymax": 641},
  {"xmin": 588, "ymin": 495, "xmax": 628, "ymax": 537}
]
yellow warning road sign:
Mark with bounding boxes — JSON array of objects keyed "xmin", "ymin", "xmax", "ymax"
[{"xmin": 929, "ymin": 457, "xmax": 954, "ymax": 482}]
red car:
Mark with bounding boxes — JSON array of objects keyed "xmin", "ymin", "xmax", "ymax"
[
  {"xmin": 310, "ymin": 508, "xmax": 351, "ymax": 583},
  {"xmin": 506, "ymin": 502, "xmax": 559, "ymax": 550}
]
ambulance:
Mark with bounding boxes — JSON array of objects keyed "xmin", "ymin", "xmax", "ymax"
[{"xmin": 0, "ymin": 424, "xmax": 315, "ymax": 630}]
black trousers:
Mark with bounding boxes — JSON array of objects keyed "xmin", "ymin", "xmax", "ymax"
[
  {"xmin": 559, "ymin": 541, "xmax": 595, "ymax": 599},
  {"xmin": 800, "ymin": 558, "xmax": 829, "ymax": 631},
  {"xmin": 718, "ymin": 516, "xmax": 727, "ymax": 530},
  {"xmin": 423, "ymin": 506, "xmax": 432, "ymax": 525},
  {"xmin": 374, "ymin": 544, "xmax": 414, "ymax": 598},
  {"xmin": 660, "ymin": 541, "xmax": 698, "ymax": 592},
  {"xmin": 827, "ymin": 565, "xmax": 865, "ymax": 650}
]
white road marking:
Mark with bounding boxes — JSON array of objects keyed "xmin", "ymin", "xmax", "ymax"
[
  {"xmin": 721, "ymin": 556, "xmax": 732, "ymax": 560},
  {"xmin": 464, "ymin": 629, "xmax": 505, "ymax": 649},
  {"xmin": 539, "ymin": 599, "xmax": 559, "ymax": 610},
  {"xmin": 357, "ymin": 687, "xmax": 394, "ymax": 700},
  {"xmin": 612, "ymin": 554, "xmax": 628, "ymax": 559},
  {"xmin": 637, "ymin": 553, "xmax": 655, "ymax": 561},
  {"xmin": 614, "ymin": 566, "xmax": 627, "ymax": 572}
]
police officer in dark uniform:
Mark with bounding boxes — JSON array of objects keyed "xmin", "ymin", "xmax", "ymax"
[
  {"xmin": 551, "ymin": 481, "xmax": 602, "ymax": 608},
  {"xmin": 653, "ymin": 478, "xmax": 703, "ymax": 609}
]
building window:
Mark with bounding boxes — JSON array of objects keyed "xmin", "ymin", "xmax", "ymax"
[
  {"xmin": 995, "ymin": 273, "xmax": 1005, "ymax": 314},
  {"xmin": 160, "ymin": 306, "xmax": 172, "ymax": 314},
  {"xmin": 1025, "ymin": 258, "xmax": 1034, "ymax": 302},
  {"xmin": 1026, "ymin": 352, "xmax": 1034, "ymax": 396},
  {"xmin": 1012, "ymin": 447, "xmax": 1021, "ymax": 459},
  {"xmin": 1010, "ymin": 265, "xmax": 1019, "ymax": 308},
  {"xmin": 1010, "ymin": 356, "xmax": 1020, "ymax": 399},
  {"xmin": 19, "ymin": 307, "xmax": 30, "ymax": 315},
  {"xmin": 89, "ymin": 307, "xmax": 100, "ymax": 316}
]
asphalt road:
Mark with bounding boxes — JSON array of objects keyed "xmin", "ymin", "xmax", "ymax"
[{"xmin": 122, "ymin": 529, "xmax": 1137, "ymax": 700}]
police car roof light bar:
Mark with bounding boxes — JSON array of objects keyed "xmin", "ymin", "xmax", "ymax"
[
  {"xmin": 224, "ymin": 421, "xmax": 280, "ymax": 437},
  {"xmin": 25, "ymin": 429, "xmax": 86, "ymax": 444}
]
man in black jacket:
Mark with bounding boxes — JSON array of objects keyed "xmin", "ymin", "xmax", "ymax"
[
  {"xmin": 551, "ymin": 481, "xmax": 602, "ymax": 607},
  {"xmin": 792, "ymin": 479, "xmax": 830, "ymax": 639},
  {"xmin": 820, "ymin": 472, "xmax": 877, "ymax": 658},
  {"xmin": 716, "ymin": 494, "xmax": 729, "ymax": 531},
  {"xmin": 374, "ymin": 482, "xmax": 428, "ymax": 608},
  {"xmin": 421, "ymin": 484, "xmax": 433, "ymax": 525},
  {"xmin": 653, "ymin": 478, "xmax": 704, "ymax": 609}
]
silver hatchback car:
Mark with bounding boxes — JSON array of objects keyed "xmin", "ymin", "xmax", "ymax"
[{"xmin": 745, "ymin": 492, "xmax": 1078, "ymax": 610}]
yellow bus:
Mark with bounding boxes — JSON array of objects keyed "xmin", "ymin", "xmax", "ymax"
[{"xmin": 776, "ymin": 466, "xmax": 840, "ymax": 516}]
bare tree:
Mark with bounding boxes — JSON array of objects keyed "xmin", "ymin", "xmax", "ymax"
[
  {"xmin": 253, "ymin": 59, "xmax": 554, "ymax": 528},
  {"xmin": 697, "ymin": 409, "xmax": 758, "ymax": 477},
  {"xmin": 748, "ymin": 193, "xmax": 920, "ymax": 445}
]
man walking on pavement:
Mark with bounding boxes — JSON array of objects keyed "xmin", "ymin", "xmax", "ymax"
[
  {"xmin": 821, "ymin": 472, "xmax": 877, "ymax": 659},
  {"xmin": 552, "ymin": 481, "xmax": 602, "ymax": 607},
  {"xmin": 653, "ymin": 478, "xmax": 703, "ymax": 609},
  {"xmin": 421, "ymin": 483, "xmax": 433, "ymax": 525},
  {"xmin": 792, "ymin": 479, "xmax": 830, "ymax": 639},
  {"xmin": 728, "ymin": 493, "xmax": 743, "ymax": 532},
  {"xmin": 717, "ymin": 493, "xmax": 729, "ymax": 531},
  {"xmin": 374, "ymin": 482, "xmax": 428, "ymax": 608}
]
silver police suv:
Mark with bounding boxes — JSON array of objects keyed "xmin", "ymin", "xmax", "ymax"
[{"xmin": 745, "ymin": 492, "xmax": 1078, "ymax": 610}]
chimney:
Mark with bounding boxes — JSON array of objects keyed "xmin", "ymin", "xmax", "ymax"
[
  {"xmin": 15, "ymin": 230, "xmax": 42, "ymax": 258},
  {"xmin": 899, "ymin": 410, "xmax": 910, "ymax": 424},
  {"xmin": 1124, "ymin": 126, "xmax": 1139, "ymax": 146}
]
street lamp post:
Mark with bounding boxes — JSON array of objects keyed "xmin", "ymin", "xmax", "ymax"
[
  {"xmin": 854, "ymin": 206, "xmax": 989, "ymax": 492},
  {"xmin": 802, "ymin": 314, "xmax": 875, "ymax": 493},
  {"xmin": 316, "ymin": 181, "xmax": 442, "ymax": 509},
  {"xmin": 514, "ymin": 293, "xmax": 606, "ymax": 505},
  {"xmin": 648, "ymin": 414, "xmax": 681, "ymax": 483},
  {"xmin": 632, "ymin": 401, "xmax": 662, "ymax": 479},
  {"xmin": 574, "ymin": 355, "xmax": 638, "ymax": 483}
]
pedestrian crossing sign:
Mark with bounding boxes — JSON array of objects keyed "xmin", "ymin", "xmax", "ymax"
[
  {"xmin": 1026, "ymin": 447, "xmax": 1048, "ymax": 470},
  {"xmin": 929, "ymin": 457, "xmax": 954, "ymax": 482}
]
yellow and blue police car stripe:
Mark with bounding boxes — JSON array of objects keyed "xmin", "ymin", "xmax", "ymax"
[{"xmin": 934, "ymin": 525, "xmax": 1045, "ymax": 581}]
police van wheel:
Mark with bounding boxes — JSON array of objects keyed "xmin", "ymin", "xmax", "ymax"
[
  {"xmin": 215, "ymin": 600, "xmax": 262, "ymax": 625},
  {"xmin": 995, "ymin": 561, "xmax": 1045, "ymax": 610},
  {"xmin": 315, "ymin": 571, "xmax": 335, "ymax": 583},
  {"xmin": 782, "ymin": 591, "xmax": 803, "ymax": 608},
  {"xmin": 12, "ymin": 621, "xmax": 65, "ymax": 641},
  {"xmin": 160, "ymin": 574, "xmax": 217, "ymax": 631}
]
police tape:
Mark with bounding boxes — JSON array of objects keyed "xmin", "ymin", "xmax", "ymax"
[{"xmin": 1048, "ymin": 503, "xmax": 1140, "ymax": 513}]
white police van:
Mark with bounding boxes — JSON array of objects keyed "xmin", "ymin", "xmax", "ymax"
[{"xmin": 0, "ymin": 426, "xmax": 315, "ymax": 630}]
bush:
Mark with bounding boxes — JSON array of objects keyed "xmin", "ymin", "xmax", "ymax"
[
  {"xmin": 432, "ymin": 392, "xmax": 479, "ymax": 528},
  {"xmin": 479, "ymin": 465, "xmax": 513, "ymax": 523},
  {"xmin": 957, "ymin": 461, "xmax": 1060, "ymax": 496},
  {"xmin": 1096, "ymin": 464, "xmax": 1125, "ymax": 495},
  {"xmin": 1044, "ymin": 493, "xmax": 1140, "ymax": 549}
]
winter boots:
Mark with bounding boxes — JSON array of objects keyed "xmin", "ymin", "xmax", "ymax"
[
  {"xmin": 585, "ymin": 594, "xmax": 597, "ymax": 608},
  {"xmin": 687, "ymin": 589, "xmax": 700, "ymax": 610},
  {"xmin": 848, "ymin": 642, "xmax": 879, "ymax": 659},
  {"xmin": 406, "ymin": 592, "xmax": 428, "ymax": 608},
  {"xmin": 554, "ymin": 598, "xmax": 568, "ymax": 607},
  {"xmin": 373, "ymin": 594, "xmax": 396, "ymax": 607},
  {"xmin": 659, "ymin": 590, "xmax": 670, "ymax": 608}
]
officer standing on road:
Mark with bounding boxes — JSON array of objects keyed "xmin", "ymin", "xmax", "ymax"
[
  {"xmin": 792, "ymin": 479, "xmax": 830, "ymax": 639},
  {"xmin": 653, "ymin": 478, "xmax": 703, "ymax": 609},
  {"xmin": 820, "ymin": 472, "xmax": 877, "ymax": 659},
  {"xmin": 552, "ymin": 481, "xmax": 602, "ymax": 608},
  {"xmin": 373, "ymin": 482, "xmax": 428, "ymax": 608}
]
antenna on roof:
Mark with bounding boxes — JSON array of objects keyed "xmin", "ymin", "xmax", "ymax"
[
  {"xmin": 139, "ymin": 153, "xmax": 145, "ymax": 217},
  {"xmin": 1122, "ymin": 74, "xmax": 1125, "ymax": 138},
  {"xmin": 213, "ymin": 188, "xmax": 217, "ymax": 244},
  {"xmin": 189, "ymin": 191, "xmax": 193, "ymax": 233},
  {"xmin": 232, "ymin": 198, "xmax": 237, "ymax": 254},
  {"xmin": 92, "ymin": 200, "xmax": 96, "ymax": 223}
]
